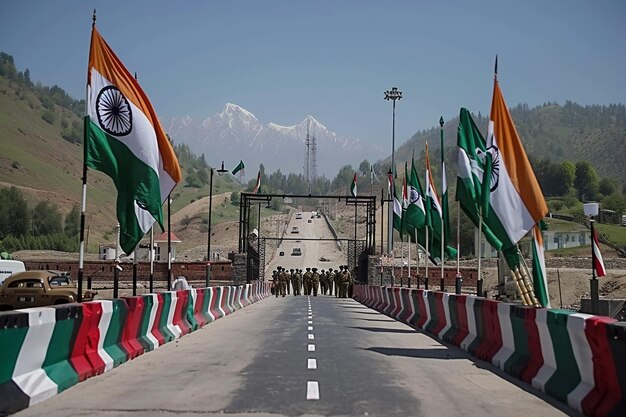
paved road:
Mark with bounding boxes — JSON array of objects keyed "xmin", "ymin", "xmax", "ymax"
[
  {"xmin": 16, "ymin": 295, "xmax": 578, "ymax": 417},
  {"xmin": 266, "ymin": 211, "xmax": 344, "ymax": 275}
]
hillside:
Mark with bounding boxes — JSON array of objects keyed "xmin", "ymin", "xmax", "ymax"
[
  {"xmin": 0, "ymin": 53, "xmax": 241, "ymax": 252},
  {"xmin": 391, "ymin": 102, "xmax": 626, "ymax": 183}
]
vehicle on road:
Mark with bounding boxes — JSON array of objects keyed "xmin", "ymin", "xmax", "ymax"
[
  {"xmin": 291, "ymin": 247, "xmax": 302, "ymax": 256},
  {"xmin": 291, "ymin": 226, "xmax": 300, "ymax": 234},
  {"xmin": 316, "ymin": 214, "xmax": 321, "ymax": 218},
  {"xmin": 0, "ymin": 270, "xmax": 97, "ymax": 311},
  {"xmin": 308, "ymin": 219, "xmax": 312, "ymax": 223},
  {"xmin": 295, "ymin": 213, "xmax": 302, "ymax": 219},
  {"xmin": 0, "ymin": 260, "xmax": 26, "ymax": 285}
]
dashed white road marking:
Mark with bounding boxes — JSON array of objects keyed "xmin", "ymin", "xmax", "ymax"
[
  {"xmin": 308, "ymin": 326, "xmax": 313, "ymax": 331},
  {"xmin": 307, "ymin": 320, "xmax": 313, "ymax": 324},
  {"xmin": 308, "ymin": 358, "xmax": 317, "ymax": 370},
  {"xmin": 308, "ymin": 334, "xmax": 315, "ymax": 340},
  {"xmin": 308, "ymin": 344, "xmax": 316, "ymax": 352},
  {"xmin": 307, "ymin": 381, "xmax": 320, "ymax": 400}
]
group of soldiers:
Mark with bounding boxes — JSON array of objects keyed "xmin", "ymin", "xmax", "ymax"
[{"xmin": 271, "ymin": 265, "xmax": 353, "ymax": 298}]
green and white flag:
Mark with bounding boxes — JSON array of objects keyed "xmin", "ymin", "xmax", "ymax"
[
  {"xmin": 350, "ymin": 173, "xmax": 358, "ymax": 197},
  {"xmin": 86, "ymin": 27, "xmax": 181, "ymax": 254},
  {"xmin": 388, "ymin": 171, "xmax": 402, "ymax": 233},
  {"xmin": 405, "ymin": 156, "xmax": 426, "ymax": 232},
  {"xmin": 231, "ymin": 160, "xmax": 245, "ymax": 176},
  {"xmin": 425, "ymin": 143, "xmax": 457, "ymax": 263},
  {"xmin": 455, "ymin": 108, "xmax": 504, "ymax": 251},
  {"xmin": 440, "ymin": 118, "xmax": 452, "ymax": 245}
]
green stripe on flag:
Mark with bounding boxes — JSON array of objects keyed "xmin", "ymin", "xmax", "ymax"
[{"xmin": 86, "ymin": 117, "xmax": 163, "ymax": 254}]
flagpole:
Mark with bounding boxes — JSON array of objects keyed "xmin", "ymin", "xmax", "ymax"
[
  {"xmin": 408, "ymin": 232, "xmax": 411, "ymax": 287},
  {"xmin": 440, "ymin": 117, "xmax": 445, "ymax": 292},
  {"xmin": 167, "ymin": 193, "xmax": 172, "ymax": 290},
  {"xmin": 77, "ymin": 10, "xmax": 97, "ymax": 303},
  {"xmin": 590, "ymin": 215, "xmax": 599, "ymax": 314},
  {"xmin": 149, "ymin": 226, "xmax": 154, "ymax": 293},
  {"xmin": 477, "ymin": 209, "xmax": 483, "ymax": 297},
  {"xmin": 455, "ymin": 201, "xmax": 462, "ymax": 294},
  {"xmin": 415, "ymin": 229, "xmax": 420, "ymax": 289},
  {"xmin": 425, "ymin": 225, "xmax": 429, "ymax": 290}
]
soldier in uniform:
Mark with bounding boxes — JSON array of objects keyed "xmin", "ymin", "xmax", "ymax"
[
  {"xmin": 303, "ymin": 267, "xmax": 312, "ymax": 295},
  {"xmin": 272, "ymin": 269, "xmax": 278, "ymax": 297},
  {"xmin": 293, "ymin": 269, "xmax": 302, "ymax": 295},
  {"xmin": 326, "ymin": 268, "xmax": 333, "ymax": 296},
  {"xmin": 335, "ymin": 266, "xmax": 343, "ymax": 297},
  {"xmin": 319, "ymin": 269, "xmax": 327, "ymax": 295},
  {"xmin": 347, "ymin": 265, "xmax": 354, "ymax": 298},
  {"xmin": 340, "ymin": 265, "xmax": 350, "ymax": 298},
  {"xmin": 311, "ymin": 267, "xmax": 320, "ymax": 296}
]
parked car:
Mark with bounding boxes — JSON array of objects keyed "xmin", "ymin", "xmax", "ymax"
[
  {"xmin": 0, "ymin": 270, "xmax": 97, "ymax": 311},
  {"xmin": 291, "ymin": 226, "xmax": 300, "ymax": 234},
  {"xmin": 308, "ymin": 219, "xmax": 312, "ymax": 223},
  {"xmin": 295, "ymin": 213, "xmax": 303, "ymax": 219},
  {"xmin": 0, "ymin": 260, "xmax": 26, "ymax": 285},
  {"xmin": 291, "ymin": 247, "xmax": 302, "ymax": 256}
]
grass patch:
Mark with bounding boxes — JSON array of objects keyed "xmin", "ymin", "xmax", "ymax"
[{"xmin": 595, "ymin": 223, "xmax": 626, "ymax": 247}]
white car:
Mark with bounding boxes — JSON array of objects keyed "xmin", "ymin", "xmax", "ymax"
[
  {"xmin": 295, "ymin": 213, "xmax": 303, "ymax": 219},
  {"xmin": 291, "ymin": 226, "xmax": 300, "ymax": 234}
]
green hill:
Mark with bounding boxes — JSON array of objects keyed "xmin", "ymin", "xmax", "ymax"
[
  {"xmin": 0, "ymin": 52, "xmax": 241, "ymax": 252},
  {"xmin": 390, "ymin": 102, "xmax": 626, "ymax": 183}
]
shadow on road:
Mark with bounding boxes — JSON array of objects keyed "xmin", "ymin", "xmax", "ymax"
[
  {"xmin": 350, "ymin": 326, "xmax": 417, "ymax": 334},
  {"xmin": 364, "ymin": 346, "xmax": 466, "ymax": 360}
]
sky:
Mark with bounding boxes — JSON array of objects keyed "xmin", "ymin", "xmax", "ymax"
[{"xmin": 1, "ymin": 0, "xmax": 625, "ymax": 149}]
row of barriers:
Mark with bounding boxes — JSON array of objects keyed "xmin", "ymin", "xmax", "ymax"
[
  {"xmin": 0, "ymin": 281, "xmax": 272, "ymax": 416},
  {"xmin": 353, "ymin": 285, "xmax": 626, "ymax": 417}
]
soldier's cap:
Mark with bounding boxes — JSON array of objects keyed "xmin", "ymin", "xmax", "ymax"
[
  {"xmin": 312, "ymin": 267, "xmax": 318, "ymax": 271},
  {"xmin": 290, "ymin": 269, "xmax": 294, "ymax": 272},
  {"xmin": 339, "ymin": 265, "xmax": 344, "ymax": 269},
  {"xmin": 306, "ymin": 267, "xmax": 311, "ymax": 270},
  {"xmin": 328, "ymin": 268, "xmax": 333, "ymax": 271}
]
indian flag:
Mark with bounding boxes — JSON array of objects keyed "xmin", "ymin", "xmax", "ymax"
[
  {"xmin": 484, "ymin": 79, "xmax": 548, "ymax": 247},
  {"xmin": 86, "ymin": 27, "xmax": 181, "ymax": 254},
  {"xmin": 350, "ymin": 173, "xmax": 357, "ymax": 197},
  {"xmin": 485, "ymin": 77, "xmax": 549, "ymax": 305}
]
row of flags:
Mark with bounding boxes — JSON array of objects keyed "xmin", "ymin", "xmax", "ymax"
[{"xmin": 85, "ymin": 21, "xmax": 605, "ymax": 308}]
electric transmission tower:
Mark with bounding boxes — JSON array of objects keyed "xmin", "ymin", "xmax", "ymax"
[{"xmin": 303, "ymin": 119, "xmax": 318, "ymax": 193}]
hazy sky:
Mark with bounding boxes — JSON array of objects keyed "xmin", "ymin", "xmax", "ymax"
[{"xmin": 1, "ymin": 1, "xmax": 625, "ymax": 148}]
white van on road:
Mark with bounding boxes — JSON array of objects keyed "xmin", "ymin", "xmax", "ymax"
[{"xmin": 0, "ymin": 260, "xmax": 26, "ymax": 285}]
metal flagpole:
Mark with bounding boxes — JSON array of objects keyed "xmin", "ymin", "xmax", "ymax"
[
  {"xmin": 132, "ymin": 249, "xmax": 137, "ymax": 296},
  {"xmin": 78, "ymin": 10, "xmax": 97, "ymax": 303},
  {"xmin": 425, "ymin": 225, "xmax": 429, "ymax": 290},
  {"xmin": 477, "ymin": 209, "xmax": 483, "ymax": 297},
  {"xmin": 415, "ymin": 229, "xmax": 420, "ymax": 289},
  {"xmin": 167, "ymin": 194, "xmax": 172, "ymax": 290},
  {"xmin": 440, "ymin": 119, "xmax": 445, "ymax": 292},
  {"xmin": 408, "ymin": 233, "xmax": 411, "ymax": 287},
  {"xmin": 455, "ymin": 201, "xmax": 462, "ymax": 294},
  {"xmin": 149, "ymin": 226, "xmax": 154, "ymax": 293}
]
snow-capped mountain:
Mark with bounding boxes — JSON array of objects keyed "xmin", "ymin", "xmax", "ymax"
[{"xmin": 165, "ymin": 104, "xmax": 384, "ymax": 177}]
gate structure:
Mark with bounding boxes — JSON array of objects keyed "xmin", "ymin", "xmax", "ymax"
[{"xmin": 238, "ymin": 193, "xmax": 376, "ymax": 283}]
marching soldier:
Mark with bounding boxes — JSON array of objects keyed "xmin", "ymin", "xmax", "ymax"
[
  {"xmin": 293, "ymin": 269, "xmax": 302, "ymax": 295},
  {"xmin": 320, "ymin": 269, "xmax": 327, "ymax": 295},
  {"xmin": 340, "ymin": 265, "xmax": 350, "ymax": 298},
  {"xmin": 335, "ymin": 266, "xmax": 343, "ymax": 297},
  {"xmin": 272, "ymin": 269, "xmax": 278, "ymax": 297},
  {"xmin": 303, "ymin": 267, "xmax": 312, "ymax": 295},
  {"xmin": 311, "ymin": 268, "xmax": 320, "ymax": 296},
  {"xmin": 326, "ymin": 268, "xmax": 333, "ymax": 296},
  {"xmin": 347, "ymin": 265, "xmax": 354, "ymax": 298}
]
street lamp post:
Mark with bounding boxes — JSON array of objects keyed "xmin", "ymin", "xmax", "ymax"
[
  {"xmin": 207, "ymin": 161, "xmax": 229, "ymax": 287},
  {"xmin": 384, "ymin": 87, "xmax": 402, "ymax": 256}
]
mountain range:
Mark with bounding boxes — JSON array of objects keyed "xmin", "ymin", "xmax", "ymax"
[{"xmin": 165, "ymin": 103, "xmax": 385, "ymax": 177}]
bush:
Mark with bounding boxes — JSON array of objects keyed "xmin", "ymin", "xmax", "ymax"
[{"xmin": 41, "ymin": 110, "xmax": 56, "ymax": 125}]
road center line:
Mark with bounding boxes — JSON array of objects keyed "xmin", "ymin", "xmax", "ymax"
[
  {"xmin": 306, "ymin": 381, "xmax": 320, "ymax": 400},
  {"xmin": 308, "ymin": 334, "xmax": 314, "ymax": 340},
  {"xmin": 307, "ymin": 358, "xmax": 317, "ymax": 370},
  {"xmin": 308, "ymin": 320, "xmax": 313, "ymax": 324},
  {"xmin": 308, "ymin": 344, "xmax": 315, "ymax": 352},
  {"xmin": 308, "ymin": 326, "xmax": 313, "ymax": 331}
]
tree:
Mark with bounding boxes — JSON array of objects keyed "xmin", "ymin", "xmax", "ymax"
[
  {"xmin": 358, "ymin": 160, "xmax": 371, "ymax": 176},
  {"xmin": 32, "ymin": 201, "xmax": 63, "ymax": 236},
  {"xmin": 230, "ymin": 192, "xmax": 240, "ymax": 206},
  {"xmin": 559, "ymin": 161, "xmax": 576, "ymax": 192},
  {"xmin": 599, "ymin": 178, "xmax": 618, "ymax": 197},
  {"xmin": 602, "ymin": 192, "xmax": 626, "ymax": 215},
  {"xmin": 331, "ymin": 165, "xmax": 355, "ymax": 191},
  {"xmin": 574, "ymin": 161, "xmax": 599, "ymax": 201},
  {"xmin": 64, "ymin": 204, "xmax": 80, "ymax": 237},
  {"xmin": 0, "ymin": 187, "xmax": 29, "ymax": 238}
]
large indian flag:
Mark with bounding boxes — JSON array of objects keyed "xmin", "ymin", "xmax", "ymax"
[
  {"xmin": 485, "ymin": 79, "xmax": 549, "ymax": 306},
  {"xmin": 86, "ymin": 27, "xmax": 181, "ymax": 254}
]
